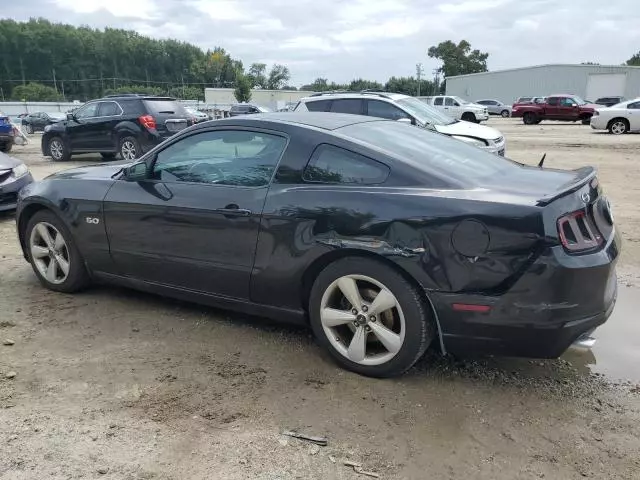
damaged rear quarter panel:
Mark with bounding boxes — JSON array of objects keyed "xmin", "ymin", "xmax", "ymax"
[{"xmin": 250, "ymin": 185, "xmax": 545, "ymax": 311}]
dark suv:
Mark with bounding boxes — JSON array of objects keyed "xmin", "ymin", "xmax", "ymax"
[
  {"xmin": 42, "ymin": 95, "xmax": 193, "ymax": 161},
  {"xmin": 229, "ymin": 104, "xmax": 271, "ymax": 116}
]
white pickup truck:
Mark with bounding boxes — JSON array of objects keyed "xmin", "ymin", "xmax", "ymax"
[{"xmin": 418, "ymin": 95, "xmax": 489, "ymax": 123}]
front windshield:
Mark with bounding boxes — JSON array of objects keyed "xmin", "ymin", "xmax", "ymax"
[
  {"xmin": 257, "ymin": 105, "xmax": 272, "ymax": 113},
  {"xmin": 572, "ymin": 96, "xmax": 587, "ymax": 105},
  {"xmin": 452, "ymin": 96, "xmax": 469, "ymax": 105},
  {"xmin": 396, "ymin": 97, "xmax": 457, "ymax": 126}
]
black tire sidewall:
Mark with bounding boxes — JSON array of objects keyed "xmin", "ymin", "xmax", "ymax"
[
  {"xmin": 26, "ymin": 210, "xmax": 89, "ymax": 293},
  {"xmin": 523, "ymin": 112, "xmax": 537, "ymax": 125},
  {"xmin": 501, "ymin": 110, "xmax": 510, "ymax": 117},
  {"xmin": 0, "ymin": 142, "xmax": 12, "ymax": 153},
  {"xmin": 119, "ymin": 136, "xmax": 141, "ymax": 160},
  {"xmin": 309, "ymin": 257, "xmax": 434, "ymax": 378},
  {"xmin": 462, "ymin": 113, "xmax": 476, "ymax": 123}
]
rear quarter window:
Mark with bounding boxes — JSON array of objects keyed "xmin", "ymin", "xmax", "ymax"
[
  {"xmin": 305, "ymin": 100, "xmax": 331, "ymax": 112},
  {"xmin": 303, "ymin": 144, "xmax": 389, "ymax": 185},
  {"xmin": 119, "ymin": 99, "xmax": 145, "ymax": 115}
]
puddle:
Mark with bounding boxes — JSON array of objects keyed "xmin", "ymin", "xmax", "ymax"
[{"xmin": 563, "ymin": 286, "xmax": 640, "ymax": 384}]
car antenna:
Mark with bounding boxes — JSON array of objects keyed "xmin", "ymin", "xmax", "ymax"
[{"xmin": 538, "ymin": 153, "xmax": 547, "ymax": 168}]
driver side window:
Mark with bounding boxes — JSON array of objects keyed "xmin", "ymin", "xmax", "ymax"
[
  {"xmin": 445, "ymin": 97, "xmax": 456, "ymax": 106},
  {"xmin": 152, "ymin": 130, "xmax": 287, "ymax": 187},
  {"xmin": 561, "ymin": 97, "xmax": 576, "ymax": 106},
  {"xmin": 75, "ymin": 103, "xmax": 99, "ymax": 119}
]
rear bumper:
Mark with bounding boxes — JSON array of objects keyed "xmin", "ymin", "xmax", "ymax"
[{"xmin": 433, "ymin": 232, "xmax": 620, "ymax": 358}]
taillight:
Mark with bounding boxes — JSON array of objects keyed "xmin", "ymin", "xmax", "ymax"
[
  {"xmin": 557, "ymin": 209, "xmax": 603, "ymax": 253},
  {"xmin": 138, "ymin": 115, "xmax": 156, "ymax": 130}
]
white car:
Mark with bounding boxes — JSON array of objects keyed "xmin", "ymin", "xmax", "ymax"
[
  {"xmin": 418, "ymin": 95, "xmax": 489, "ymax": 123},
  {"xmin": 185, "ymin": 107, "xmax": 210, "ymax": 123},
  {"xmin": 590, "ymin": 98, "xmax": 640, "ymax": 134},
  {"xmin": 294, "ymin": 92, "xmax": 506, "ymax": 155}
]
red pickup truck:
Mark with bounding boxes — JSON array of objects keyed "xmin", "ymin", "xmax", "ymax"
[{"xmin": 511, "ymin": 94, "xmax": 599, "ymax": 125}]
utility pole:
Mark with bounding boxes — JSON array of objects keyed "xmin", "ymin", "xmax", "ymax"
[
  {"xmin": 416, "ymin": 63, "xmax": 424, "ymax": 97},
  {"xmin": 61, "ymin": 81, "xmax": 65, "ymax": 101},
  {"xmin": 0, "ymin": 87, "xmax": 4, "ymax": 102},
  {"xmin": 432, "ymin": 68, "xmax": 440, "ymax": 95},
  {"xmin": 181, "ymin": 73, "xmax": 185, "ymax": 98},
  {"xmin": 52, "ymin": 68, "xmax": 58, "ymax": 94}
]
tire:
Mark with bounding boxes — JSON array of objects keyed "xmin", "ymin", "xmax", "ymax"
[
  {"xmin": 500, "ymin": 110, "xmax": 510, "ymax": 118},
  {"xmin": 25, "ymin": 123, "xmax": 33, "ymax": 134},
  {"xmin": 25, "ymin": 210, "xmax": 90, "ymax": 293},
  {"xmin": 119, "ymin": 136, "xmax": 141, "ymax": 161},
  {"xmin": 47, "ymin": 136, "xmax": 70, "ymax": 161},
  {"xmin": 461, "ymin": 112, "xmax": 476, "ymax": 123},
  {"xmin": 608, "ymin": 118, "xmax": 629, "ymax": 135},
  {"xmin": 523, "ymin": 112, "xmax": 538, "ymax": 125},
  {"xmin": 100, "ymin": 152, "xmax": 117, "ymax": 160},
  {"xmin": 0, "ymin": 142, "xmax": 12, "ymax": 153},
  {"xmin": 309, "ymin": 257, "xmax": 435, "ymax": 378},
  {"xmin": 581, "ymin": 116, "xmax": 591, "ymax": 125}
]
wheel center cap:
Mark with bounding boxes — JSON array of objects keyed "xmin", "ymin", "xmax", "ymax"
[{"xmin": 356, "ymin": 314, "xmax": 367, "ymax": 325}]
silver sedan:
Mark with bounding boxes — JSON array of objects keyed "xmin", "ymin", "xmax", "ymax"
[
  {"xmin": 590, "ymin": 98, "xmax": 640, "ymax": 134},
  {"xmin": 475, "ymin": 100, "xmax": 512, "ymax": 117}
]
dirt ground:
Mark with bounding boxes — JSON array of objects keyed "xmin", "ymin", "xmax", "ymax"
[{"xmin": 1, "ymin": 120, "xmax": 639, "ymax": 480}]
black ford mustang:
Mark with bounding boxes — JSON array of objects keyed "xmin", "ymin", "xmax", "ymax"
[{"xmin": 16, "ymin": 113, "xmax": 619, "ymax": 377}]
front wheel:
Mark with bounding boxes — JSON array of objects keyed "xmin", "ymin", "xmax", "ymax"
[
  {"xmin": 0, "ymin": 142, "xmax": 12, "ymax": 153},
  {"xmin": 119, "ymin": 136, "xmax": 141, "ymax": 161},
  {"xmin": 461, "ymin": 112, "xmax": 477, "ymax": 123},
  {"xmin": 609, "ymin": 119, "xmax": 628, "ymax": 135},
  {"xmin": 309, "ymin": 258, "xmax": 434, "ymax": 378},
  {"xmin": 25, "ymin": 210, "xmax": 90, "ymax": 293}
]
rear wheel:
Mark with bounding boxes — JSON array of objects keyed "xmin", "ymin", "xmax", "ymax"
[
  {"xmin": 523, "ymin": 112, "xmax": 538, "ymax": 125},
  {"xmin": 25, "ymin": 123, "xmax": 34, "ymax": 134},
  {"xmin": 309, "ymin": 257, "xmax": 434, "ymax": 378},
  {"xmin": 608, "ymin": 119, "xmax": 628, "ymax": 135},
  {"xmin": 119, "ymin": 136, "xmax": 141, "ymax": 161},
  {"xmin": 500, "ymin": 109, "xmax": 510, "ymax": 118},
  {"xmin": 48, "ymin": 136, "xmax": 70, "ymax": 161},
  {"xmin": 26, "ymin": 210, "xmax": 90, "ymax": 293},
  {"xmin": 0, "ymin": 142, "xmax": 12, "ymax": 153},
  {"xmin": 461, "ymin": 112, "xmax": 477, "ymax": 123}
]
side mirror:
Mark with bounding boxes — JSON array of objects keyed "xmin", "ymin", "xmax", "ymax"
[
  {"xmin": 66, "ymin": 113, "xmax": 75, "ymax": 121},
  {"xmin": 123, "ymin": 162, "xmax": 148, "ymax": 181}
]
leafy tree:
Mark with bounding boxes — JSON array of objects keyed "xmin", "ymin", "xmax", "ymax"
[
  {"xmin": 281, "ymin": 85, "xmax": 297, "ymax": 90},
  {"xmin": 627, "ymin": 52, "xmax": 640, "ymax": 66},
  {"xmin": 427, "ymin": 40, "xmax": 489, "ymax": 77},
  {"xmin": 581, "ymin": 62, "xmax": 600, "ymax": 65},
  {"xmin": 300, "ymin": 77, "xmax": 348, "ymax": 92},
  {"xmin": 11, "ymin": 82, "xmax": 62, "ymax": 101},
  {"xmin": 348, "ymin": 79, "xmax": 383, "ymax": 91},
  {"xmin": 247, "ymin": 63, "xmax": 267, "ymax": 88},
  {"xmin": 234, "ymin": 73, "xmax": 252, "ymax": 103},
  {"xmin": 267, "ymin": 64, "xmax": 290, "ymax": 90},
  {"xmin": 385, "ymin": 76, "xmax": 435, "ymax": 96}
]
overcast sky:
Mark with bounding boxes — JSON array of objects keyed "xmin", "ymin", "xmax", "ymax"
[{"xmin": 4, "ymin": 0, "xmax": 640, "ymax": 85}]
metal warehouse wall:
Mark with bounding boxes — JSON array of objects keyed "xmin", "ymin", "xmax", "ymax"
[{"xmin": 446, "ymin": 65, "xmax": 640, "ymax": 104}]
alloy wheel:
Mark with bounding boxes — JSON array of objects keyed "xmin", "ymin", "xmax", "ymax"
[
  {"xmin": 121, "ymin": 141, "xmax": 137, "ymax": 160},
  {"xmin": 611, "ymin": 121, "xmax": 627, "ymax": 135},
  {"xmin": 49, "ymin": 139, "xmax": 64, "ymax": 160},
  {"xmin": 29, "ymin": 222, "xmax": 70, "ymax": 285},
  {"xmin": 319, "ymin": 274, "xmax": 405, "ymax": 366}
]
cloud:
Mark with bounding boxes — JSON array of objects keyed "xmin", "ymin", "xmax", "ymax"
[{"xmin": 4, "ymin": 0, "xmax": 640, "ymax": 86}]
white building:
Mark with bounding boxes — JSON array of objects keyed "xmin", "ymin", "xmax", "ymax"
[
  {"xmin": 204, "ymin": 88, "xmax": 314, "ymax": 111},
  {"xmin": 446, "ymin": 64, "xmax": 640, "ymax": 104}
]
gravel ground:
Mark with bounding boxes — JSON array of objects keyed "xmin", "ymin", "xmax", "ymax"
[{"xmin": 1, "ymin": 120, "xmax": 639, "ymax": 480}]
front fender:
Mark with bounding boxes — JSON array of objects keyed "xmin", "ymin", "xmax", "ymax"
[{"xmin": 17, "ymin": 178, "xmax": 116, "ymax": 273}]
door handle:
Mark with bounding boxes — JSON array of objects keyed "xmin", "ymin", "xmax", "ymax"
[{"xmin": 216, "ymin": 204, "xmax": 252, "ymax": 217}]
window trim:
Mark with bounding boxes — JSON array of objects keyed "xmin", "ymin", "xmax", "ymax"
[
  {"xmin": 144, "ymin": 126, "xmax": 290, "ymax": 190},
  {"xmin": 301, "ymin": 143, "xmax": 390, "ymax": 186},
  {"xmin": 96, "ymin": 100, "xmax": 124, "ymax": 117}
]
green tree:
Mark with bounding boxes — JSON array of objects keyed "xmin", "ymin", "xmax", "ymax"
[
  {"xmin": 281, "ymin": 85, "xmax": 297, "ymax": 90},
  {"xmin": 267, "ymin": 64, "xmax": 290, "ymax": 90},
  {"xmin": 385, "ymin": 76, "xmax": 435, "ymax": 96},
  {"xmin": 427, "ymin": 40, "xmax": 489, "ymax": 77},
  {"xmin": 348, "ymin": 78, "xmax": 384, "ymax": 91},
  {"xmin": 11, "ymin": 82, "xmax": 62, "ymax": 101},
  {"xmin": 234, "ymin": 73, "xmax": 252, "ymax": 103},
  {"xmin": 627, "ymin": 52, "xmax": 640, "ymax": 66},
  {"xmin": 247, "ymin": 63, "xmax": 267, "ymax": 88}
]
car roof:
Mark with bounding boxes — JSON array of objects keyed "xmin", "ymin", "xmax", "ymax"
[
  {"xmin": 204, "ymin": 112, "xmax": 386, "ymax": 131},
  {"xmin": 300, "ymin": 92, "xmax": 410, "ymax": 102},
  {"xmin": 97, "ymin": 95, "xmax": 176, "ymax": 101}
]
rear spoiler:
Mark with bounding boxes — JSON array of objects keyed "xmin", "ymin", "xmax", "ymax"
[{"xmin": 536, "ymin": 166, "xmax": 597, "ymax": 206}]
